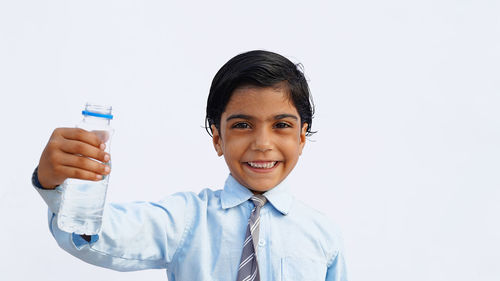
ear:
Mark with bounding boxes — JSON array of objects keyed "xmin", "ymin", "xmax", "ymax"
[
  {"xmin": 211, "ymin": 124, "xmax": 223, "ymax": 156},
  {"xmin": 298, "ymin": 123, "xmax": 308, "ymax": 155}
]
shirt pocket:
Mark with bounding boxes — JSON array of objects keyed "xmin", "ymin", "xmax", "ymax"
[{"xmin": 281, "ymin": 256, "xmax": 327, "ymax": 281}]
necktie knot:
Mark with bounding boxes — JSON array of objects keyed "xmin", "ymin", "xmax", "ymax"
[{"xmin": 251, "ymin": 194, "xmax": 267, "ymax": 208}]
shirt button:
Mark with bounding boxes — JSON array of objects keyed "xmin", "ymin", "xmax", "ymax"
[{"xmin": 258, "ymin": 240, "xmax": 266, "ymax": 247}]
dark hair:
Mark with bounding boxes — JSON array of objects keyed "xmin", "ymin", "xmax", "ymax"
[{"xmin": 205, "ymin": 50, "xmax": 315, "ymax": 137}]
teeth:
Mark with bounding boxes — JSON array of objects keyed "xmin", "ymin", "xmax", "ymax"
[{"xmin": 248, "ymin": 161, "xmax": 277, "ymax": 169}]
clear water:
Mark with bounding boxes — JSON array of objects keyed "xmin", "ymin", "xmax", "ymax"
[{"xmin": 57, "ymin": 177, "xmax": 108, "ymax": 235}]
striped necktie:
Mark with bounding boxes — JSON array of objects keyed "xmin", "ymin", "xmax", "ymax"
[{"xmin": 236, "ymin": 194, "xmax": 267, "ymax": 281}]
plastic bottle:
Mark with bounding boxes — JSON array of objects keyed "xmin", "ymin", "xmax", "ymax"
[{"xmin": 57, "ymin": 103, "xmax": 114, "ymax": 235}]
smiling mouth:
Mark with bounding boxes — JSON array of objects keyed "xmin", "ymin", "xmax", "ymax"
[{"xmin": 246, "ymin": 161, "xmax": 278, "ymax": 169}]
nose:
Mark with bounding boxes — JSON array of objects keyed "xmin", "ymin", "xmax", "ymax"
[{"xmin": 252, "ymin": 127, "xmax": 273, "ymax": 152}]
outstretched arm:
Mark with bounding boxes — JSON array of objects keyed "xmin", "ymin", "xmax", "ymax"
[{"xmin": 34, "ymin": 171, "xmax": 193, "ymax": 271}]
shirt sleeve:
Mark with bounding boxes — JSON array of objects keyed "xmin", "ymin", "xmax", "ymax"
[
  {"xmin": 325, "ymin": 248, "xmax": 348, "ymax": 281},
  {"xmin": 32, "ymin": 166, "xmax": 63, "ymax": 214},
  {"xmin": 32, "ymin": 167, "xmax": 194, "ymax": 271}
]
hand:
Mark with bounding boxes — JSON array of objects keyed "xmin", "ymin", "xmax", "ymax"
[{"xmin": 37, "ymin": 128, "xmax": 111, "ymax": 189}]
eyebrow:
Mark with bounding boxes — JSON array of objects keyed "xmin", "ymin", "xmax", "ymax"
[
  {"xmin": 226, "ymin": 113, "xmax": 298, "ymax": 122},
  {"xmin": 274, "ymin": 114, "xmax": 299, "ymax": 120}
]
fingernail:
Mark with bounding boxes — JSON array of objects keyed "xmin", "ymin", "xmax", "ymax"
[
  {"xmin": 104, "ymin": 166, "xmax": 110, "ymax": 173},
  {"xmin": 96, "ymin": 174, "xmax": 102, "ymax": 180},
  {"xmin": 100, "ymin": 143, "xmax": 106, "ymax": 150},
  {"xmin": 104, "ymin": 154, "xmax": 110, "ymax": 162}
]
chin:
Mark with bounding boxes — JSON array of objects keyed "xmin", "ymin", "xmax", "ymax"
[{"xmin": 246, "ymin": 181, "xmax": 278, "ymax": 193}]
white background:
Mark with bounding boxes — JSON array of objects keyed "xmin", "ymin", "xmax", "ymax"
[{"xmin": 1, "ymin": 0, "xmax": 499, "ymax": 280}]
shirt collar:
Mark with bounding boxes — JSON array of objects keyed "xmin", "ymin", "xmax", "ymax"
[{"xmin": 220, "ymin": 174, "xmax": 294, "ymax": 215}]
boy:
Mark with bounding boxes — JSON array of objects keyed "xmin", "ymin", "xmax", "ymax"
[{"xmin": 33, "ymin": 50, "xmax": 348, "ymax": 280}]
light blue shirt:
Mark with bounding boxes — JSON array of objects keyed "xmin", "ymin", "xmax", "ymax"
[{"xmin": 35, "ymin": 174, "xmax": 348, "ymax": 281}]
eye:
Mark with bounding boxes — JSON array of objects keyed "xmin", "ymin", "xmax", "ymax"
[
  {"xmin": 232, "ymin": 122, "xmax": 251, "ymax": 129},
  {"xmin": 274, "ymin": 122, "xmax": 292, "ymax": 129}
]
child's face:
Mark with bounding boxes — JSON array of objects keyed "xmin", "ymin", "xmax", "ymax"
[{"xmin": 211, "ymin": 85, "xmax": 307, "ymax": 194}]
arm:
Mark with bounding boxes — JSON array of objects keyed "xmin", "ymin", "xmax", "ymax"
[
  {"xmin": 48, "ymin": 196, "xmax": 191, "ymax": 271},
  {"xmin": 33, "ymin": 166, "xmax": 192, "ymax": 271},
  {"xmin": 33, "ymin": 128, "xmax": 192, "ymax": 271}
]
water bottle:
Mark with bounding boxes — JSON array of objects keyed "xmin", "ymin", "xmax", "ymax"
[{"xmin": 57, "ymin": 103, "xmax": 114, "ymax": 235}]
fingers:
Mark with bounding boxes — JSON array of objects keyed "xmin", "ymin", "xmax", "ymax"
[
  {"xmin": 56, "ymin": 165, "xmax": 107, "ymax": 181},
  {"xmin": 57, "ymin": 152, "xmax": 110, "ymax": 178},
  {"xmin": 38, "ymin": 127, "xmax": 113, "ymax": 188},
  {"xmin": 59, "ymin": 139, "xmax": 110, "ymax": 163},
  {"xmin": 57, "ymin": 128, "xmax": 104, "ymax": 148}
]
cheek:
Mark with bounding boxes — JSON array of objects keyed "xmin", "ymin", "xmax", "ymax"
[
  {"xmin": 222, "ymin": 137, "xmax": 247, "ymax": 159},
  {"xmin": 281, "ymin": 139, "xmax": 302, "ymax": 157}
]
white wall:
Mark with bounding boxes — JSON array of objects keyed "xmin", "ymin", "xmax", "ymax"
[{"xmin": 1, "ymin": 1, "xmax": 499, "ymax": 280}]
